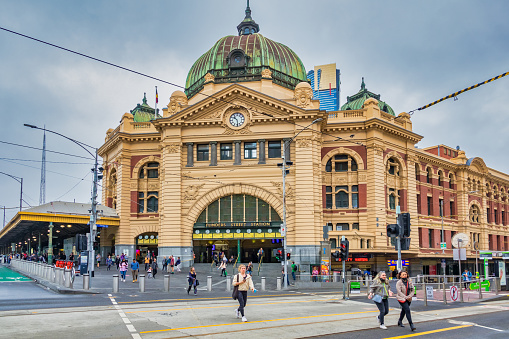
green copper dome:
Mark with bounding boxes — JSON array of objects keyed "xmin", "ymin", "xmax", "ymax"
[
  {"xmin": 130, "ymin": 93, "xmax": 161, "ymax": 122},
  {"xmin": 341, "ymin": 78, "xmax": 395, "ymax": 116},
  {"xmin": 185, "ymin": 3, "xmax": 307, "ymax": 99}
]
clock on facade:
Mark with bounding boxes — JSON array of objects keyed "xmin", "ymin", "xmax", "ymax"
[{"xmin": 229, "ymin": 112, "xmax": 245, "ymax": 127}]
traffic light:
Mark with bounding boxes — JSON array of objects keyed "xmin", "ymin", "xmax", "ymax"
[
  {"xmin": 387, "ymin": 224, "xmax": 399, "ymax": 238},
  {"xmin": 400, "ymin": 238, "xmax": 411, "ymax": 250},
  {"xmin": 398, "ymin": 213, "xmax": 411, "ymax": 238},
  {"xmin": 276, "ymin": 249, "xmax": 283, "ymax": 261},
  {"xmin": 331, "ymin": 251, "xmax": 340, "ymax": 260},
  {"xmin": 286, "ymin": 252, "xmax": 291, "ymax": 260},
  {"xmin": 339, "ymin": 240, "xmax": 349, "ymax": 260}
]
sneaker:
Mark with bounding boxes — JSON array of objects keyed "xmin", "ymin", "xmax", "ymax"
[
  {"xmin": 242, "ymin": 316, "xmax": 247, "ymax": 322},
  {"xmin": 380, "ymin": 325, "xmax": 387, "ymax": 330},
  {"xmin": 235, "ymin": 309, "xmax": 240, "ymax": 318}
]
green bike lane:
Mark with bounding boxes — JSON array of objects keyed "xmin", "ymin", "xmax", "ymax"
[{"xmin": 0, "ymin": 265, "xmax": 32, "ymax": 282}]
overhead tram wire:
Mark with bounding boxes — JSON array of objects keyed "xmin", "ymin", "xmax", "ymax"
[
  {"xmin": 0, "ymin": 140, "xmax": 94, "ymax": 160},
  {"xmin": 0, "ymin": 157, "xmax": 93, "ymax": 165},
  {"xmin": 408, "ymin": 71, "xmax": 509, "ymax": 115},
  {"xmin": 0, "ymin": 26, "xmax": 364, "ymax": 148}
]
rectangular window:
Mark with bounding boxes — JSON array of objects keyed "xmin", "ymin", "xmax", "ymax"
[
  {"xmin": 325, "ymin": 186, "xmax": 333, "ymax": 209},
  {"xmin": 360, "ymin": 239, "xmax": 364, "ymax": 249},
  {"xmin": 439, "ymin": 199, "xmax": 443, "ymax": 217},
  {"xmin": 208, "ymin": 200, "xmax": 219, "ymax": 223},
  {"xmin": 232, "ymin": 194, "xmax": 244, "ymax": 221},
  {"xmin": 330, "ymin": 238, "xmax": 337, "ymax": 249},
  {"xmin": 352, "ymin": 223, "xmax": 359, "ymax": 230},
  {"xmin": 327, "ymin": 223, "xmax": 333, "ymax": 231},
  {"xmin": 220, "ymin": 195, "xmax": 231, "ymax": 222},
  {"xmin": 335, "ymin": 186, "xmax": 349, "ymax": 208},
  {"xmin": 245, "ymin": 195, "xmax": 257, "ymax": 222},
  {"xmin": 147, "ymin": 192, "xmax": 158, "ymax": 213},
  {"xmin": 258, "ymin": 199, "xmax": 270, "ymax": 221},
  {"xmin": 197, "ymin": 144, "xmax": 209, "ymax": 161},
  {"xmin": 427, "ymin": 196, "xmax": 432, "ymax": 216},
  {"xmin": 138, "ymin": 192, "xmax": 144, "ymax": 213},
  {"xmin": 336, "ymin": 223, "xmax": 349, "ymax": 231},
  {"xmin": 494, "ymin": 209, "xmax": 498, "ymax": 224},
  {"xmin": 351, "ymin": 185, "xmax": 359, "ymax": 209},
  {"xmin": 244, "ymin": 142, "xmax": 257, "ymax": 159},
  {"xmin": 220, "ymin": 143, "xmax": 233, "ymax": 160},
  {"xmin": 367, "ymin": 239, "xmax": 371, "ymax": 249},
  {"xmin": 268, "ymin": 141, "xmax": 282, "ymax": 158},
  {"xmin": 417, "ymin": 194, "xmax": 421, "ymax": 214},
  {"xmin": 147, "ymin": 168, "xmax": 158, "ymax": 178},
  {"xmin": 428, "ymin": 228, "xmax": 433, "ymax": 248},
  {"xmin": 450, "ymin": 200, "xmax": 454, "ymax": 219},
  {"xmin": 335, "ymin": 162, "xmax": 348, "ymax": 172},
  {"xmin": 487, "ymin": 208, "xmax": 491, "ymax": 223}
]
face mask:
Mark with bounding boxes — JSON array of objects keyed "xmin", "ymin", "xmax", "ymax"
[{"xmin": 402, "ymin": 278, "xmax": 407, "ymax": 282}]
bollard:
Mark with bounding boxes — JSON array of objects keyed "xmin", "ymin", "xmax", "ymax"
[
  {"xmin": 333, "ymin": 271, "xmax": 339, "ymax": 283},
  {"xmin": 423, "ymin": 281, "xmax": 427, "ymax": 306},
  {"xmin": 139, "ymin": 274, "xmax": 145, "ymax": 292},
  {"xmin": 261, "ymin": 277, "xmax": 266, "ymax": 291},
  {"xmin": 277, "ymin": 277, "xmax": 282, "ymax": 290},
  {"xmin": 163, "ymin": 275, "xmax": 170, "ymax": 292},
  {"xmin": 57, "ymin": 267, "xmax": 64, "ymax": 286},
  {"xmin": 64, "ymin": 268, "xmax": 73, "ymax": 289},
  {"xmin": 226, "ymin": 276, "xmax": 231, "ymax": 291},
  {"xmin": 207, "ymin": 276, "xmax": 212, "ymax": 292},
  {"xmin": 83, "ymin": 274, "xmax": 90, "ymax": 290},
  {"xmin": 113, "ymin": 274, "xmax": 119, "ymax": 293},
  {"xmin": 494, "ymin": 277, "xmax": 499, "ymax": 295}
]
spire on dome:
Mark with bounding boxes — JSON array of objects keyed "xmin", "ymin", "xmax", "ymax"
[
  {"xmin": 361, "ymin": 77, "xmax": 366, "ymax": 90},
  {"xmin": 237, "ymin": 0, "xmax": 259, "ymax": 35}
]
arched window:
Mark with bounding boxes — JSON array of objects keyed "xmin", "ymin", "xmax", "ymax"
[
  {"xmin": 388, "ymin": 188, "xmax": 398, "ymax": 210},
  {"xmin": 469, "ymin": 205, "xmax": 480, "ymax": 223},
  {"xmin": 387, "ymin": 158, "xmax": 400, "ymax": 176},
  {"xmin": 415, "ymin": 163, "xmax": 420, "ymax": 181},
  {"xmin": 138, "ymin": 191, "xmax": 158, "ymax": 213},
  {"xmin": 107, "ymin": 169, "xmax": 117, "ymax": 209},
  {"xmin": 325, "ymin": 154, "xmax": 358, "ymax": 172},
  {"xmin": 449, "ymin": 173, "xmax": 455, "ymax": 188},
  {"xmin": 139, "ymin": 162, "xmax": 159, "ymax": 179},
  {"xmin": 438, "ymin": 171, "xmax": 444, "ymax": 187},
  {"xmin": 426, "ymin": 167, "xmax": 433, "ymax": 184}
]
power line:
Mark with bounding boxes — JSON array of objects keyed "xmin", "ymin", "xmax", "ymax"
[
  {"xmin": 0, "ymin": 157, "xmax": 92, "ymax": 165},
  {"xmin": 0, "ymin": 158, "xmax": 93, "ymax": 181},
  {"xmin": 0, "ymin": 140, "xmax": 94, "ymax": 160}
]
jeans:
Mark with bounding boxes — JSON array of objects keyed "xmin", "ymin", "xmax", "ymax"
[
  {"xmin": 292, "ymin": 271, "xmax": 296, "ymax": 280},
  {"xmin": 120, "ymin": 271, "xmax": 126, "ymax": 280},
  {"xmin": 398, "ymin": 300, "xmax": 413, "ymax": 324},
  {"xmin": 237, "ymin": 291, "xmax": 248, "ymax": 316},
  {"xmin": 375, "ymin": 298, "xmax": 389, "ymax": 325},
  {"xmin": 132, "ymin": 269, "xmax": 138, "ymax": 281}
]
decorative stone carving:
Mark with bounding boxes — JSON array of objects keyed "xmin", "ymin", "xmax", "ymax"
[
  {"xmin": 166, "ymin": 142, "xmax": 181, "ymax": 153},
  {"xmin": 205, "ymin": 110, "xmax": 223, "ymax": 120},
  {"xmin": 204, "ymin": 72, "xmax": 215, "ymax": 83},
  {"xmin": 261, "ymin": 68, "xmax": 272, "ymax": 78},
  {"xmin": 369, "ymin": 145, "xmax": 385, "ymax": 156},
  {"xmin": 183, "ymin": 184, "xmax": 205, "ymax": 202},
  {"xmin": 271, "ymin": 181, "xmax": 295, "ymax": 199},
  {"xmin": 168, "ymin": 90, "xmax": 188, "ymax": 116},
  {"xmin": 223, "ymin": 125, "xmax": 252, "ymax": 135},
  {"xmin": 294, "ymin": 82, "xmax": 313, "ymax": 108},
  {"xmin": 296, "ymin": 138, "xmax": 313, "ymax": 148}
]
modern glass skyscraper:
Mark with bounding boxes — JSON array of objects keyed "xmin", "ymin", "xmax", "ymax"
[{"xmin": 307, "ymin": 63, "xmax": 340, "ymax": 111}]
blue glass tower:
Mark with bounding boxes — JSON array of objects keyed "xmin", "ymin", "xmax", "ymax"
[{"xmin": 307, "ymin": 63, "xmax": 340, "ymax": 111}]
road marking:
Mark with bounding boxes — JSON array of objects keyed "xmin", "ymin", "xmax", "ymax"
[
  {"xmin": 108, "ymin": 294, "xmax": 141, "ymax": 339},
  {"xmin": 126, "ymin": 299, "xmax": 331, "ymax": 313},
  {"xmin": 382, "ymin": 325, "xmax": 473, "ymax": 339},
  {"xmin": 448, "ymin": 319, "xmax": 504, "ymax": 332},
  {"xmin": 118, "ymin": 293, "xmax": 301, "ymax": 303},
  {"xmin": 140, "ymin": 310, "xmax": 379, "ymax": 333}
]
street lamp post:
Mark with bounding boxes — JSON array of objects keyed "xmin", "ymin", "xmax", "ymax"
[
  {"xmin": 24, "ymin": 124, "xmax": 100, "ymax": 287},
  {"xmin": 278, "ymin": 118, "xmax": 322, "ymax": 289},
  {"xmin": 0, "ymin": 172, "xmax": 23, "ymax": 212}
]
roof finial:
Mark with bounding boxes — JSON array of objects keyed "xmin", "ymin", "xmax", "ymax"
[
  {"xmin": 238, "ymin": 0, "xmax": 259, "ymax": 35},
  {"xmin": 361, "ymin": 77, "xmax": 366, "ymax": 90},
  {"xmin": 143, "ymin": 92, "xmax": 147, "ymax": 105}
]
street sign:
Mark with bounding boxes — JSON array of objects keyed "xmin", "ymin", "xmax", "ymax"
[
  {"xmin": 441, "ymin": 259, "xmax": 446, "ymax": 269},
  {"xmin": 387, "ymin": 260, "xmax": 409, "ymax": 267},
  {"xmin": 469, "ymin": 280, "xmax": 490, "ymax": 291},
  {"xmin": 479, "ymin": 251, "xmax": 492, "ymax": 260},
  {"xmin": 453, "ymin": 248, "xmax": 466, "ymax": 260},
  {"xmin": 426, "ymin": 286, "xmax": 434, "ymax": 299},
  {"xmin": 450, "ymin": 286, "xmax": 458, "ymax": 301},
  {"xmin": 350, "ymin": 281, "xmax": 361, "ymax": 294},
  {"xmin": 440, "ymin": 242, "xmax": 446, "ymax": 249}
]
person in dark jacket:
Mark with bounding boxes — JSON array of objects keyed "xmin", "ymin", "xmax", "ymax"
[{"xmin": 187, "ymin": 267, "xmax": 198, "ymax": 295}]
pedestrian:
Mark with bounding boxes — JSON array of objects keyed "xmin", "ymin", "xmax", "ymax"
[
  {"xmin": 170, "ymin": 255, "xmax": 175, "ymax": 274},
  {"xmin": 130, "ymin": 259, "xmax": 139, "ymax": 283},
  {"xmin": 96, "ymin": 253, "xmax": 101, "ymax": 268},
  {"xmin": 162, "ymin": 256, "xmax": 167, "ymax": 272},
  {"xmin": 246, "ymin": 261, "xmax": 253, "ymax": 275},
  {"xmin": 291, "ymin": 261, "xmax": 298, "ymax": 281},
  {"xmin": 396, "ymin": 270, "xmax": 416, "ymax": 331},
  {"xmin": 115, "ymin": 255, "xmax": 120, "ymax": 270},
  {"xmin": 232, "ymin": 264, "xmax": 256, "ymax": 322},
  {"xmin": 312, "ymin": 266, "xmax": 319, "ymax": 282},
  {"xmin": 120, "ymin": 260, "xmax": 128, "ymax": 282},
  {"xmin": 213, "ymin": 252, "xmax": 219, "ymax": 267},
  {"xmin": 175, "ymin": 257, "xmax": 181, "ymax": 272},
  {"xmin": 222, "ymin": 254, "xmax": 228, "ymax": 265},
  {"xmin": 219, "ymin": 261, "xmax": 227, "ymax": 277},
  {"xmin": 147, "ymin": 266, "xmax": 153, "ymax": 279},
  {"xmin": 106, "ymin": 255, "xmax": 112, "ymax": 271},
  {"xmin": 144, "ymin": 256, "xmax": 150, "ymax": 271},
  {"xmin": 282, "ymin": 267, "xmax": 290, "ymax": 286},
  {"xmin": 257, "ymin": 248, "xmax": 264, "ymax": 264},
  {"xmin": 229, "ymin": 255, "xmax": 235, "ymax": 265},
  {"xmin": 187, "ymin": 267, "xmax": 198, "ymax": 295},
  {"xmin": 368, "ymin": 271, "xmax": 394, "ymax": 330},
  {"xmin": 152, "ymin": 259, "xmax": 158, "ymax": 279},
  {"xmin": 462, "ymin": 269, "xmax": 472, "ymax": 288}
]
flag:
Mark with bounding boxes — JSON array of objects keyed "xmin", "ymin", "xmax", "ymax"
[{"xmin": 155, "ymin": 87, "xmax": 159, "ymax": 104}]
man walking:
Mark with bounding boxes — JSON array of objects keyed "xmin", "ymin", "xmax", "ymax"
[
  {"xmin": 291, "ymin": 261, "xmax": 298, "ymax": 281},
  {"xmin": 131, "ymin": 259, "xmax": 139, "ymax": 283}
]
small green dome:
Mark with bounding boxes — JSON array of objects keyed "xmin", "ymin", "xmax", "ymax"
[
  {"xmin": 130, "ymin": 93, "xmax": 161, "ymax": 122},
  {"xmin": 341, "ymin": 78, "xmax": 395, "ymax": 116},
  {"xmin": 185, "ymin": 33, "xmax": 307, "ymax": 99}
]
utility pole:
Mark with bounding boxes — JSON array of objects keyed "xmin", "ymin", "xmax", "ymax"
[
  {"xmin": 342, "ymin": 235, "xmax": 346, "ymax": 299},
  {"xmin": 39, "ymin": 128, "xmax": 46, "ymax": 205},
  {"xmin": 396, "ymin": 206, "xmax": 402, "ymax": 272}
]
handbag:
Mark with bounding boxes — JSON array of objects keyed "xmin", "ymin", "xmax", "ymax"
[
  {"xmin": 372, "ymin": 294, "xmax": 382, "ymax": 303},
  {"xmin": 195, "ymin": 279, "xmax": 199, "ymax": 286},
  {"xmin": 232, "ymin": 274, "xmax": 239, "ymax": 300}
]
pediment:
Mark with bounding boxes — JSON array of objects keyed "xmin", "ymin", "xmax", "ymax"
[
  {"xmin": 466, "ymin": 157, "xmax": 488, "ymax": 174},
  {"xmin": 159, "ymin": 84, "xmax": 319, "ymax": 126}
]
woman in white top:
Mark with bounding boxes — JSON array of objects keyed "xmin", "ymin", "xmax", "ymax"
[{"xmin": 232, "ymin": 264, "xmax": 255, "ymax": 322}]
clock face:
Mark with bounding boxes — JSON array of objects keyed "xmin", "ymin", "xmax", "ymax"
[{"xmin": 229, "ymin": 112, "xmax": 245, "ymax": 127}]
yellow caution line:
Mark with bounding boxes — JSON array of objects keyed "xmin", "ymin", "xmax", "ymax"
[
  {"xmin": 140, "ymin": 310, "xmax": 379, "ymax": 334},
  {"xmin": 126, "ymin": 299, "xmax": 328, "ymax": 313},
  {"xmin": 383, "ymin": 325, "xmax": 473, "ymax": 339},
  {"xmin": 118, "ymin": 293, "xmax": 299, "ymax": 304}
]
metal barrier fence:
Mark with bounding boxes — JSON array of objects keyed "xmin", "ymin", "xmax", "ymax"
[{"xmin": 9, "ymin": 258, "xmax": 74, "ymax": 290}]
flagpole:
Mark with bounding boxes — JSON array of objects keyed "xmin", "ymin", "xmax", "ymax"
[{"xmin": 155, "ymin": 86, "xmax": 158, "ymax": 120}]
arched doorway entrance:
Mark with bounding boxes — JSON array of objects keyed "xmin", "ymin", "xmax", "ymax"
[
  {"xmin": 192, "ymin": 194, "xmax": 283, "ymax": 264},
  {"xmin": 135, "ymin": 232, "xmax": 158, "ymax": 261}
]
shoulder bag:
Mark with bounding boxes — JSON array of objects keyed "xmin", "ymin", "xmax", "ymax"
[{"xmin": 232, "ymin": 274, "xmax": 239, "ymax": 300}]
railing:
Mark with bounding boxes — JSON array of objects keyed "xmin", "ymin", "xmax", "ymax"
[{"xmin": 8, "ymin": 258, "xmax": 75, "ymax": 289}]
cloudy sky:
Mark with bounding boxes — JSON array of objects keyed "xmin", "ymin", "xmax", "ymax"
[{"xmin": 1, "ymin": 0, "xmax": 508, "ymax": 224}]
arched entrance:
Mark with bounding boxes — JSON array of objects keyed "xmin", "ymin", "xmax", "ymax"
[
  {"xmin": 135, "ymin": 232, "xmax": 158, "ymax": 261},
  {"xmin": 192, "ymin": 194, "xmax": 283, "ymax": 264}
]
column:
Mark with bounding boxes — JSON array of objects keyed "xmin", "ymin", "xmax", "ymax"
[
  {"xmin": 258, "ymin": 139, "xmax": 266, "ymax": 164},
  {"xmin": 283, "ymin": 138, "xmax": 291, "ymax": 162},
  {"xmin": 209, "ymin": 141, "xmax": 217, "ymax": 166},
  {"xmin": 186, "ymin": 143, "xmax": 194, "ymax": 167},
  {"xmin": 234, "ymin": 140, "xmax": 241, "ymax": 165}
]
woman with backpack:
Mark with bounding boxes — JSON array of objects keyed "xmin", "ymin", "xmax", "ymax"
[
  {"xmin": 396, "ymin": 270, "xmax": 416, "ymax": 331},
  {"xmin": 232, "ymin": 264, "xmax": 255, "ymax": 322},
  {"xmin": 368, "ymin": 271, "xmax": 393, "ymax": 330}
]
